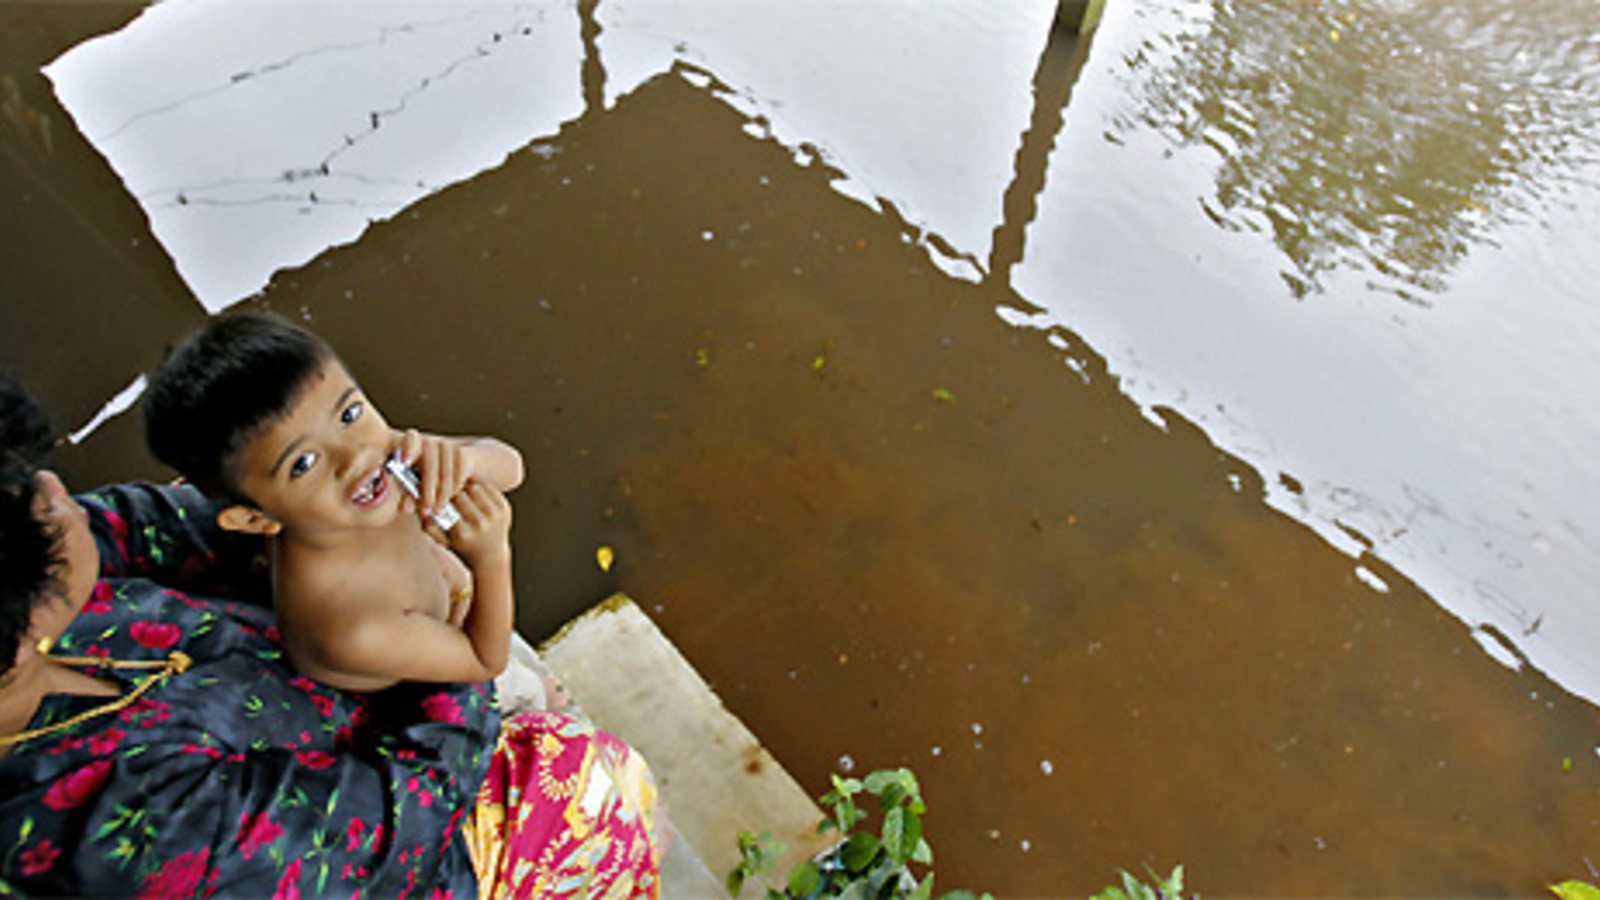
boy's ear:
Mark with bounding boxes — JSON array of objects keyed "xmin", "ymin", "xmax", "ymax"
[{"xmin": 217, "ymin": 505, "xmax": 283, "ymax": 536}]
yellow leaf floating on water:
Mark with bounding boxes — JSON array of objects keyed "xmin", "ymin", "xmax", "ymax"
[
  {"xmin": 931, "ymin": 388, "xmax": 955, "ymax": 403},
  {"xmin": 596, "ymin": 545, "xmax": 615, "ymax": 572},
  {"xmin": 1550, "ymin": 882, "xmax": 1600, "ymax": 900}
]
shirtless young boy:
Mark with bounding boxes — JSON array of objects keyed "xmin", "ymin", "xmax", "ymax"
[{"xmin": 143, "ymin": 312, "xmax": 524, "ymax": 692}]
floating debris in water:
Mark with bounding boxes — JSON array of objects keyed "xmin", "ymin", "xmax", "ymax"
[
  {"xmin": 1040, "ymin": 759, "xmax": 1054, "ymax": 776},
  {"xmin": 1355, "ymin": 565, "xmax": 1389, "ymax": 593},
  {"xmin": 838, "ymin": 754, "xmax": 855, "ymax": 773},
  {"xmin": 596, "ymin": 545, "xmax": 614, "ymax": 572}
]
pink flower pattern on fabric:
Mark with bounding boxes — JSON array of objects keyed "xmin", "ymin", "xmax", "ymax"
[
  {"xmin": 42, "ymin": 760, "xmax": 113, "ymax": 810},
  {"xmin": 20, "ymin": 840, "xmax": 61, "ymax": 876},
  {"xmin": 273, "ymin": 858, "xmax": 303, "ymax": 900},
  {"xmin": 138, "ymin": 849, "xmax": 213, "ymax": 898},
  {"xmin": 421, "ymin": 692, "xmax": 465, "ymax": 725},
  {"xmin": 237, "ymin": 812, "xmax": 284, "ymax": 860},
  {"xmin": 466, "ymin": 711, "xmax": 660, "ymax": 899}
]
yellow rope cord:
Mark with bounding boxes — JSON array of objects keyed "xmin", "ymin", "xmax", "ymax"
[{"xmin": 0, "ymin": 651, "xmax": 192, "ymax": 749}]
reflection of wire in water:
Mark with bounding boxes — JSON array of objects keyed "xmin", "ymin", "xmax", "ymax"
[{"xmin": 1108, "ymin": 0, "xmax": 1600, "ymax": 305}]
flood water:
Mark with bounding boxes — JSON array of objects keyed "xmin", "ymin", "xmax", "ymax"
[{"xmin": 4, "ymin": 0, "xmax": 1600, "ymax": 895}]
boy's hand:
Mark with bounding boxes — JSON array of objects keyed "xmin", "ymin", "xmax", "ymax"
[
  {"xmin": 396, "ymin": 428, "xmax": 474, "ymax": 519},
  {"xmin": 445, "ymin": 481, "xmax": 512, "ymax": 567}
]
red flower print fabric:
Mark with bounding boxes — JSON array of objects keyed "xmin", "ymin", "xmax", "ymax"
[{"xmin": 0, "ymin": 484, "xmax": 497, "ymax": 897}]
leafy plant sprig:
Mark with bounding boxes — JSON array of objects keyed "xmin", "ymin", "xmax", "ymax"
[
  {"xmin": 1089, "ymin": 865, "xmax": 1187, "ymax": 900},
  {"xmin": 729, "ymin": 766, "xmax": 992, "ymax": 900}
]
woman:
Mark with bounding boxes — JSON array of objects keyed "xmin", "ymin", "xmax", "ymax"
[{"xmin": 0, "ymin": 375, "xmax": 659, "ymax": 897}]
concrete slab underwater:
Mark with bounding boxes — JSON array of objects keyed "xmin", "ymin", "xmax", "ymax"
[{"xmin": 538, "ymin": 594, "xmax": 833, "ymax": 898}]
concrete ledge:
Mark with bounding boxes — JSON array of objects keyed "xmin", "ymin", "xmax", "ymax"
[{"xmin": 539, "ymin": 594, "xmax": 832, "ymax": 897}]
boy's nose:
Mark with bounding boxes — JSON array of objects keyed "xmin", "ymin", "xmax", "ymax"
[{"xmin": 330, "ymin": 441, "xmax": 364, "ymax": 478}]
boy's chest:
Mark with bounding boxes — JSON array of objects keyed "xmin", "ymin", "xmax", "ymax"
[{"xmin": 380, "ymin": 529, "xmax": 468, "ymax": 619}]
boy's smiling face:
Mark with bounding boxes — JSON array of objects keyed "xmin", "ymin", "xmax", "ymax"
[{"xmin": 225, "ymin": 359, "xmax": 402, "ymax": 537}]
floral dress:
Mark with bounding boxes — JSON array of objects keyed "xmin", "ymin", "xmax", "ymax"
[
  {"xmin": 0, "ymin": 483, "xmax": 497, "ymax": 897},
  {"xmin": 465, "ymin": 711, "xmax": 659, "ymax": 899}
]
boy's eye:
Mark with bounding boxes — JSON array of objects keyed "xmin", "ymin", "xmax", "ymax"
[
  {"xmin": 341, "ymin": 401, "xmax": 364, "ymax": 426},
  {"xmin": 289, "ymin": 452, "xmax": 318, "ymax": 479}
]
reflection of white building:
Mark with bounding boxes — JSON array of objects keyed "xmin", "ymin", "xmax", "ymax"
[
  {"xmin": 48, "ymin": 2, "xmax": 588, "ymax": 312},
  {"xmin": 47, "ymin": 0, "xmax": 1600, "ymax": 707},
  {"xmin": 46, "ymin": 0, "xmax": 1056, "ymax": 313}
]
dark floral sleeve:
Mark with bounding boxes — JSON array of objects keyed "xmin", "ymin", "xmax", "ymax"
[
  {"xmin": 78, "ymin": 481, "xmax": 270, "ymax": 607},
  {"xmin": 0, "ymin": 577, "xmax": 498, "ymax": 897},
  {"xmin": 115, "ymin": 681, "xmax": 498, "ymax": 899}
]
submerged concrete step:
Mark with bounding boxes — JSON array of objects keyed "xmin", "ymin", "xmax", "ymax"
[{"xmin": 539, "ymin": 594, "xmax": 832, "ymax": 898}]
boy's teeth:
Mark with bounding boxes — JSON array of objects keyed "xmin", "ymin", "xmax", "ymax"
[{"xmin": 353, "ymin": 469, "xmax": 383, "ymax": 503}]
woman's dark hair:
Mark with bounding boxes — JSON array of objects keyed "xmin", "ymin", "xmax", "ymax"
[
  {"xmin": 0, "ymin": 374, "xmax": 60, "ymax": 679},
  {"xmin": 143, "ymin": 312, "xmax": 335, "ymax": 504}
]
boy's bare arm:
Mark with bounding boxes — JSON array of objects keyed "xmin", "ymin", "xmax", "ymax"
[
  {"xmin": 443, "ymin": 481, "xmax": 515, "ymax": 677},
  {"xmin": 303, "ymin": 603, "xmax": 508, "ymax": 689},
  {"xmin": 288, "ymin": 483, "xmax": 515, "ymax": 688}
]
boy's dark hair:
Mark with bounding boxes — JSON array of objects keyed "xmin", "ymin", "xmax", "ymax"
[
  {"xmin": 0, "ymin": 373, "xmax": 60, "ymax": 679},
  {"xmin": 144, "ymin": 312, "xmax": 335, "ymax": 504}
]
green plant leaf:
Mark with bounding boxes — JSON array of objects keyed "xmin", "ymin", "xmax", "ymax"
[
  {"xmin": 866, "ymin": 860, "xmax": 900, "ymax": 896},
  {"xmin": 1551, "ymin": 882, "xmax": 1600, "ymax": 900},
  {"xmin": 902, "ymin": 810, "xmax": 924, "ymax": 864},
  {"xmin": 864, "ymin": 768, "xmax": 920, "ymax": 803},
  {"xmin": 1156, "ymin": 865, "xmax": 1184, "ymax": 899},
  {"xmin": 729, "ymin": 830, "xmax": 782, "ymax": 897},
  {"xmin": 883, "ymin": 807, "xmax": 907, "ymax": 864},
  {"xmin": 912, "ymin": 837, "xmax": 933, "ymax": 866},
  {"xmin": 834, "ymin": 796, "xmax": 861, "ymax": 834},
  {"xmin": 863, "ymin": 769, "xmax": 897, "ymax": 795},
  {"xmin": 840, "ymin": 831, "xmax": 882, "ymax": 873},
  {"xmin": 787, "ymin": 860, "xmax": 822, "ymax": 898},
  {"xmin": 879, "ymin": 782, "xmax": 909, "ymax": 812},
  {"xmin": 829, "ymin": 774, "xmax": 864, "ymax": 798},
  {"xmin": 837, "ymin": 881, "xmax": 872, "ymax": 900}
]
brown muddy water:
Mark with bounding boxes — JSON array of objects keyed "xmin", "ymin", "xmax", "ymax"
[{"xmin": 4, "ymin": 1, "xmax": 1600, "ymax": 896}]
